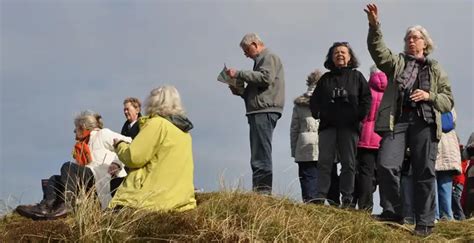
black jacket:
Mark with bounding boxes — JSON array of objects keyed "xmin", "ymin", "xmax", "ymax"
[
  {"xmin": 310, "ymin": 68, "xmax": 372, "ymax": 131},
  {"xmin": 121, "ymin": 114, "xmax": 141, "ymax": 139}
]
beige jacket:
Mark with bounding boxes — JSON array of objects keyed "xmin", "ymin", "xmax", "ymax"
[
  {"xmin": 290, "ymin": 96, "xmax": 319, "ymax": 162},
  {"xmin": 435, "ymin": 110, "xmax": 461, "ymax": 173}
]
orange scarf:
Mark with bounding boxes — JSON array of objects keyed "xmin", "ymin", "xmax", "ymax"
[{"xmin": 72, "ymin": 130, "xmax": 92, "ymax": 166}]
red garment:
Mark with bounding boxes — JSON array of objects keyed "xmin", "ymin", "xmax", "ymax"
[
  {"xmin": 72, "ymin": 130, "xmax": 92, "ymax": 166},
  {"xmin": 358, "ymin": 71, "xmax": 387, "ymax": 149},
  {"xmin": 453, "ymin": 159, "xmax": 468, "ymax": 185},
  {"xmin": 461, "ymin": 160, "xmax": 474, "ymax": 208}
]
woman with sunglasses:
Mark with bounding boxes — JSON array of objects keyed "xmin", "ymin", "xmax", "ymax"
[
  {"xmin": 309, "ymin": 42, "xmax": 372, "ymax": 207},
  {"xmin": 365, "ymin": 4, "xmax": 454, "ymax": 236}
]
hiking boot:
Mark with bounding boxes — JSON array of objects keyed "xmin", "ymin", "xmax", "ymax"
[
  {"xmin": 413, "ymin": 225, "xmax": 433, "ymax": 237},
  {"xmin": 16, "ymin": 203, "xmax": 50, "ymax": 220},
  {"xmin": 46, "ymin": 203, "xmax": 69, "ymax": 220},
  {"xmin": 373, "ymin": 211, "xmax": 404, "ymax": 224}
]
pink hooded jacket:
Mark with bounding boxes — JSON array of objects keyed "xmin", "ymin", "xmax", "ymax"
[{"xmin": 358, "ymin": 71, "xmax": 388, "ymax": 149}]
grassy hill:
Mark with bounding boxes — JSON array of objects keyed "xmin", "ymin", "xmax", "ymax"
[{"xmin": 1, "ymin": 191, "xmax": 473, "ymax": 242}]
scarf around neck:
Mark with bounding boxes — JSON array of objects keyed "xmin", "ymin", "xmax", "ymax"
[
  {"xmin": 396, "ymin": 55, "xmax": 426, "ymax": 92},
  {"xmin": 72, "ymin": 129, "xmax": 92, "ymax": 166}
]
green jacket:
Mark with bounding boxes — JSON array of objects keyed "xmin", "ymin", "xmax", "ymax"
[
  {"xmin": 109, "ymin": 115, "xmax": 196, "ymax": 212},
  {"xmin": 367, "ymin": 24, "xmax": 454, "ymax": 139},
  {"xmin": 234, "ymin": 48, "xmax": 285, "ymax": 115}
]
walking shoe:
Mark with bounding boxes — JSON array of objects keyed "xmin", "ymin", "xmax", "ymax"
[
  {"xmin": 413, "ymin": 225, "xmax": 433, "ymax": 237},
  {"xmin": 16, "ymin": 203, "xmax": 50, "ymax": 220},
  {"xmin": 373, "ymin": 211, "xmax": 404, "ymax": 224}
]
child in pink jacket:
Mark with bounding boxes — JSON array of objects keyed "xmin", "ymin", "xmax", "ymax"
[{"xmin": 353, "ymin": 65, "xmax": 387, "ymax": 211}]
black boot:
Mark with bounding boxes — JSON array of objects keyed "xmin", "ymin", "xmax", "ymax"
[
  {"xmin": 413, "ymin": 225, "xmax": 433, "ymax": 237},
  {"xmin": 373, "ymin": 211, "xmax": 404, "ymax": 224},
  {"xmin": 46, "ymin": 202, "xmax": 69, "ymax": 220},
  {"xmin": 16, "ymin": 200, "xmax": 53, "ymax": 220}
]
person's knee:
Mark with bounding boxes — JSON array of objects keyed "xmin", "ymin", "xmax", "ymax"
[{"xmin": 60, "ymin": 162, "xmax": 74, "ymax": 174}]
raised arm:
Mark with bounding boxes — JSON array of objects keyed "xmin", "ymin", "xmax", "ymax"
[{"xmin": 364, "ymin": 3, "xmax": 398, "ymax": 77}]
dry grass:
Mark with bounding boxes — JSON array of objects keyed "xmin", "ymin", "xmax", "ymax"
[{"xmin": 1, "ymin": 190, "xmax": 473, "ymax": 242}]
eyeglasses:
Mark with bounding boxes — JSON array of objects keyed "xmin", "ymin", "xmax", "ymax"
[{"xmin": 405, "ymin": 35, "xmax": 424, "ymax": 41}]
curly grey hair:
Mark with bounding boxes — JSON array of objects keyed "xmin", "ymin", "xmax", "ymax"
[
  {"xmin": 74, "ymin": 110, "xmax": 103, "ymax": 130},
  {"xmin": 306, "ymin": 69, "xmax": 323, "ymax": 86}
]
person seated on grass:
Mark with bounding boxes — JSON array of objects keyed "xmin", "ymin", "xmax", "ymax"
[
  {"xmin": 16, "ymin": 110, "xmax": 132, "ymax": 220},
  {"xmin": 109, "ymin": 85, "xmax": 197, "ymax": 212},
  {"xmin": 110, "ymin": 97, "xmax": 143, "ymax": 197}
]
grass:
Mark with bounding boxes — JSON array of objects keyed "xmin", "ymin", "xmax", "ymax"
[{"xmin": 1, "ymin": 190, "xmax": 473, "ymax": 242}]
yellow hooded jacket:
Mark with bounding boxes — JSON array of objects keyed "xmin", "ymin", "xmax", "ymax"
[{"xmin": 109, "ymin": 115, "xmax": 196, "ymax": 212}]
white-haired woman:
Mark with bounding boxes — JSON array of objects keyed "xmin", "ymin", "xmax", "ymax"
[
  {"xmin": 109, "ymin": 85, "xmax": 196, "ymax": 212},
  {"xmin": 16, "ymin": 111, "xmax": 132, "ymax": 220},
  {"xmin": 365, "ymin": 4, "xmax": 454, "ymax": 236},
  {"xmin": 290, "ymin": 69, "xmax": 322, "ymax": 203}
]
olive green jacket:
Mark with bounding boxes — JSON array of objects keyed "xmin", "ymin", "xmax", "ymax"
[{"xmin": 367, "ymin": 24, "xmax": 454, "ymax": 139}]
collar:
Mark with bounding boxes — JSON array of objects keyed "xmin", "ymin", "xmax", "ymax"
[{"xmin": 254, "ymin": 48, "xmax": 269, "ymax": 62}]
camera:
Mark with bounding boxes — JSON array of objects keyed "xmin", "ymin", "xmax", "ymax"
[{"xmin": 330, "ymin": 87, "xmax": 349, "ymax": 103}]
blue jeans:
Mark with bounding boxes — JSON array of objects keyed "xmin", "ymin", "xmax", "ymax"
[
  {"xmin": 247, "ymin": 112, "xmax": 279, "ymax": 194},
  {"xmin": 297, "ymin": 162, "xmax": 318, "ymax": 203},
  {"xmin": 435, "ymin": 171, "xmax": 454, "ymax": 220},
  {"xmin": 452, "ymin": 183, "xmax": 466, "ymax": 220}
]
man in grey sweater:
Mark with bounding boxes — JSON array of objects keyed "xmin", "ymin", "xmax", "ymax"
[{"xmin": 226, "ymin": 33, "xmax": 285, "ymax": 194}]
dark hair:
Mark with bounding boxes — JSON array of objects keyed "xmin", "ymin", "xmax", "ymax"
[{"xmin": 323, "ymin": 42, "xmax": 360, "ymax": 71}]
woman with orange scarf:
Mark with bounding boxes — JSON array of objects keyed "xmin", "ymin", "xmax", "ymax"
[{"xmin": 16, "ymin": 110, "xmax": 131, "ymax": 220}]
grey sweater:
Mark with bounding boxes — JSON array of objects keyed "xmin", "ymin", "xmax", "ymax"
[{"xmin": 234, "ymin": 48, "xmax": 285, "ymax": 115}]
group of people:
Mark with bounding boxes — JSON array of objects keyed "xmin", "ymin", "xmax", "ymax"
[
  {"xmin": 14, "ymin": 3, "xmax": 472, "ymax": 238},
  {"xmin": 227, "ymin": 4, "xmax": 472, "ymax": 237},
  {"xmin": 16, "ymin": 86, "xmax": 197, "ymax": 219}
]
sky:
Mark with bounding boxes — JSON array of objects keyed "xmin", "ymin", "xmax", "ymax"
[{"xmin": 1, "ymin": 0, "xmax": 473, "ymax": 215}]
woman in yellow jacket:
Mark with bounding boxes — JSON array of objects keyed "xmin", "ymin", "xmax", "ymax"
[{"xmin": 109, "ymin": 85, "xmax": 196, "ymax": 212}]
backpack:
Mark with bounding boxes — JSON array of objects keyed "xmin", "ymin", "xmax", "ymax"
[{"xmin": 441, "ymin": 111, "xmax": 455, "ymax": 133}]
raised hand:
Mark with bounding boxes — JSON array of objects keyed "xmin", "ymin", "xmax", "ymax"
[{"xmin": 364, "ymin": 3, "xmax": 379, "ymax": 26}]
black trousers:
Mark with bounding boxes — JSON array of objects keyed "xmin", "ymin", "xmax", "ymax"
[
  {"xmin": 377, "ymin": 111, "xmax": 438, "ymax": 226},
  {"xmin": 43, "ymin": 162, "xmax": 95, "ymax": 207},
  {"xmin": 317, "ymin": 127, "xmax": 358, "ymax": 203},
  {"xmin": 353, "ymin": 148, "xmax": 378, "ymax": 210},
  {"xmin": 327, "ymin": 163, "xmax": 341, "ymax": 206}
]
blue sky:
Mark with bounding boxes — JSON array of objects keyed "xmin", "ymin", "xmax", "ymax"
[{"xmin": 1, "ymin": 0, "xmax": 473, "ymax": 214}]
